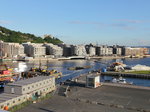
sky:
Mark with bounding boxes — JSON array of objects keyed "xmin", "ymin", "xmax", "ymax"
[{"xmin": 0, "ymin": 0, "xmax": 150, "ymax": 46}]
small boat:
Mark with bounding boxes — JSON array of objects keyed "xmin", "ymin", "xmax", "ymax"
[
  {"xmin": 118, "ymin": 77, "xmax": 126, "ymax": 84},
  {"xmin": 112, "ymin": 77, "xmax": 133, "ymax": 84},
  {"xmin": 68, "ymin": 65, "xmax": 91, "ymax": 70}
]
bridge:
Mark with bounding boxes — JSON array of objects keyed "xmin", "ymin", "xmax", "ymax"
[
  {"xmin": 69, "ymin": 56, "xmax": 86, "ymax": 60},
  {"xmin": 58, "ymin": 56, "xmax": 87, "ymax": 60}
]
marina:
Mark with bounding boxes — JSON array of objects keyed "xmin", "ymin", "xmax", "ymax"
[{"xmin": 0, "ymin": 57, "xmax": 150, "ymax": 87}]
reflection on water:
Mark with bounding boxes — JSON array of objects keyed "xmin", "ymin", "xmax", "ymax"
[{"xmin": 0, "ymin": 58, "xmax": 150, "ymax": 87}]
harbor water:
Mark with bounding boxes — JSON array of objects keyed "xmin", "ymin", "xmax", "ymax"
[{"xmin": 1, "ymin": 57, "xmax": 150, "ymax": 87}]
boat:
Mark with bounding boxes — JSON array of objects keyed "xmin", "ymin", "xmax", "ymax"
[
  {"xmin": 68, "ymin": 65, "xmax": 91, "ymax": 70},
  {"xmin": 112, "ymin": 76, "xmax": 133, "ymax": 84},
  {"xmin": 0, "ymin": 64, "xmax": 15, "ymax": 78},
  {"xmin": 0, "ymin": 64, "xmax": 17, "ymax": 87}
]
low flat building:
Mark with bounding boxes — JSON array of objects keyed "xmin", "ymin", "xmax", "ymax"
[
  {"xmin": 86, "ymin": 74, "xmax": 100, "ymax": 88},
  {"xmin": 0, "ymin": 76, "xmax": 55, "ymax": 110},
  {"xmin": 0, "ymin": 93, "xmax": 26, "ymax": 110}
]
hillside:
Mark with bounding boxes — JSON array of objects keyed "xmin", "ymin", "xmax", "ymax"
[{"xmin": 0, "ymin": 26, "xmax": 63, "ymax": 44}]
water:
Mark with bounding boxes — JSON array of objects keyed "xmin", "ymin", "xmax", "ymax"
[
  {"xmin": 102, "ymin": 75, "xmax": 150, "ymax": 87},
  {"xmin": 1, "ymin": 57, "xmax": 150, "ymax": 87}
]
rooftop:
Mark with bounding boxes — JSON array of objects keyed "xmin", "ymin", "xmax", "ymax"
[
  {"xmin": 7, "ymin": 76, "xmax": 54, "ymax": 87},
  {"xmin": 0, "ymin": 93, "xmax": 21, "ymax": 103},
  {"xmin": 86, "ymin": 73, "xmax": 100, "ymax": 78}
]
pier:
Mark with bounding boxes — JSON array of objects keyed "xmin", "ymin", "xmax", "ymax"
[{"xmin": 101, "ymin": 71, "xmax": 150, "ymax": 79}]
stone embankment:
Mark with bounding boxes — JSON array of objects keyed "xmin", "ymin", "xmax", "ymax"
[{"xmin": 102, "ymin": 72, "xmax": 150, "ymax": 79}]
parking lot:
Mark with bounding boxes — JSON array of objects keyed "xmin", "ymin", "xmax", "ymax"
[{"xmin": 17, "ymin": 84, "xmax": 150, "ymax": 112}]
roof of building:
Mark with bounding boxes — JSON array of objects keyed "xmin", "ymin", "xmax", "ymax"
[
  {"xmin": 86, "ymin": 73, "xmax": 100, "ymax": 78},
  {"xmin": 7, "ymin": 76, "xmax": 54, "ymax": 87},
  {"xmin": 0, "ymin": 93, "xmax": 22, "ymax": 103}
]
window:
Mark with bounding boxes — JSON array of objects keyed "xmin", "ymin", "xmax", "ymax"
[
  {"xmin": 18, "ymin": 99, "xmax": 21, "ymax": 101},
  {"xmin": 28, "ymin": 87, "xmax": 30, "ymax": 89},
  {"xmin": 7, "ymin": 103, "xmax": 9, "ymax": 106},
  {"xmin": 1, "ymin": 105, "xmax": 4, "ymax": 109},
  {"xmin": 23, "ymin": 88, "xmax": 25, "ymax": 91},
  {"xmin": 32, "ymin": 85, "xmax": 34, "ymax": 88},
  {"xmin": 13, "ymin": 101, "xmax": 15, "ymax": 103}
]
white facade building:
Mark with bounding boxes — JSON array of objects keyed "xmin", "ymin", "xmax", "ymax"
[
  {"xmin": 72, "ymin": 45, "xmax": 87, "ymax": 56},
  {"xmin": 44, "ymin": 43, "xmax": 63, "ymax": 57},
  {"xmin": 0, "ymin": 41, "xmax": 25, "ymax": 58},
  {"xmin": 22, "ymin": 43, "xmax": 46, "ymax": 58},
  {"xmin": 86, "ymin": 74, "xmax": 100, "ymax": 88},
  {"xmin": 96, "ymin": 45, "xmax": 113, "ymax": 56}
]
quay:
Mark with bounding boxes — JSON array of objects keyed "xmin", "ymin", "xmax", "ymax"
[
  {"xmin": 101, "ymin": 71, "xmax": 150, "ymax": 79},
  {"xmin": 16, "ymin": 81, "xmax": 150, "ymax": 112}
]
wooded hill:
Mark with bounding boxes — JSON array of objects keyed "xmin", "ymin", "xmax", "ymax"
[{"xmin": 0, "ymin": 26, "xmax": 63, "ymax": 44}]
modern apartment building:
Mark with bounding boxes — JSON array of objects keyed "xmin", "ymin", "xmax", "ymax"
[
  {"xmin": 71, "ymin": 45, "xmax": 87, "ymax": 56},
  {"xmin": 112, "ymin": 45, "xmax": 122, "ymax": 56},
  {"xmin": 62, "ymin": 44, "xmax": 73, "ymax": 57},
  {"xmin": 44, "ymin": 43, "xmax": 63, "ymax": 57},
  {"xmin": 96, "ymin": 45, "xmax": 113, "ymax": 56},
  {"xmin": 123, "ymin": 47, "xmax": 144, "ymax": 56},
  {"xmin": 0, "ymin": 41, "xmax": 25, "ymax": 58},
  {"xmin": 22, "ymin": 43, "xmax": 46, "ymax": 58}
]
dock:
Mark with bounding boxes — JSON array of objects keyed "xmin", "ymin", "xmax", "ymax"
[{"xmin": 101, "ymin": 71, "xmax": 150, "ymax": 79}]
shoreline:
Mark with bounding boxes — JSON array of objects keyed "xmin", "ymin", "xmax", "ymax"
[{"xmin": 1, "ymin": 55, "xmax": 149, "ymax": 62}]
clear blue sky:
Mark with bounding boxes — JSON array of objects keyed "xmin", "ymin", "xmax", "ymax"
[{"xmin": 0, "ymin": 0, "xmax": 150, "ymax": 45}]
